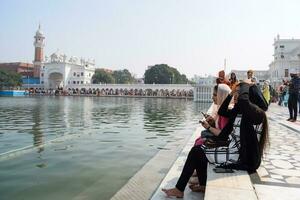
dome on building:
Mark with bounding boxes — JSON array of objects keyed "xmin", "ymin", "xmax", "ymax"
[
  {"xmin": 36, "ymin": 29, "xmax": 43, "ymax": 36},
  {"xmin": 35, "ymin": 24, "xmax": 44, "ymax": 37}
]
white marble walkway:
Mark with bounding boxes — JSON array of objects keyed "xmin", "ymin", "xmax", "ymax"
[{"xmin": 252, "ymin": 103, "xmax": 300, "ymax": 200}]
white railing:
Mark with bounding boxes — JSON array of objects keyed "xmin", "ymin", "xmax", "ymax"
[
  {"xmin": 22, "ymin": 83, "xmax": 214, "ymax": 102},
  {"xmin": 22, "ymin": 83, "xmax": 193, "ymax": 90},
  {"xmin": 193, "ymin": 84, "xmax": 214, "ymax": 102}
]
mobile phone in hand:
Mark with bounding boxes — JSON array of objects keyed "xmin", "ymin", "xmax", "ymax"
[
  {"xmin": 213, "ymin": 167, "xmax": 234, "ymax": 173},
  {"xmin": 201, "ymin": 112, "xmax": 209, "ymax": 118}
]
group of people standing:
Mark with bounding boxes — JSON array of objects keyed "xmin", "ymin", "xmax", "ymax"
[
  {"xmin": 162, "ymin": 70, "xmax": 270, "ymax": 198},
  {"xmin": 228, "ymin": 69, "xmax": 300, "ymax": 122}
]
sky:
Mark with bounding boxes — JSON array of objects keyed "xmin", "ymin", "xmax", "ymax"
[{"xmin": 1, "ymin": 0, "xmax": 300, "ymax": 78}]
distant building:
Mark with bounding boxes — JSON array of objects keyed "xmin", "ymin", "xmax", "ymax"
[
  {"xmin": 27, "ymin": 24, "xmax": 96, "ymax": 89},
  {"xmin": 0, "ymin": 62, "xmax": 34, "ymax": 77},
  {"xmin": 33, "ymin": 24, "xmax": 45, "ymax": 78},
  {"xmin": 269, "ymin": 35, "xmax": 300, "ymax": 86},
  {"xmin": 41, "ymin": 52, "xmax": 95, "ymax": 89},
  {"xmin": 192, "ymin": 75, "xmax": 216, "ymax": 85},
  {"xmin": 193, "ymin": 75, "xmax": 215, "ymax": 102}
]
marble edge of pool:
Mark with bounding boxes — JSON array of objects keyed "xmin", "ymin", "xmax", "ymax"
[
  {"xmin": 109, "ymin": 104, "xmax": 213, "ymax": 200},
  {"xmin": 109, "ymin": 126, "xmax": 202, "ymax": 200}
]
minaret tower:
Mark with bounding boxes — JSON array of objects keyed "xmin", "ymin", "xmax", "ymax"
[{"xmin": 33, "ymin": 24, "xmax": 45, "ymax": 78}]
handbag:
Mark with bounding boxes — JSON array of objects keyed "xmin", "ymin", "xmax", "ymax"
[{"xmin": 204, "ymin": 138, "xmax": 230, "ymax": 148}]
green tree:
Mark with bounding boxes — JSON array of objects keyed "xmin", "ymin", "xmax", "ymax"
[
  {"xmin": 92, "ymin": 69, "xmax": 115, "ymax": 84},
  {"xmin": 112, "ymin": 69, "xmax": 134, "ymax": 84},
  {"xmin": 0, "ymin": 69, "xmax": 22, "ymax": 89},
  {"xmin": 169, "ymin": 67, "xmax": 189, "ymax": 84},
  {"xmin": 144, "ymin": 64, "xmax": 189, "ymax": 84}
]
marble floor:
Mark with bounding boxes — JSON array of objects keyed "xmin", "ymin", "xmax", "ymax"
[
  {"xmin": 150, "ymin": 104, "xmax": 300, "ymax": 200},
  {"xmin": 251, "ymin": 104, "xmax": 300, "ymax": 199}
]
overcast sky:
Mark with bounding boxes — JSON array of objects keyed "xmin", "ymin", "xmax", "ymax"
[{"xmin": 1, "ymin": 0, "xmax": 300, "ymax": 78}]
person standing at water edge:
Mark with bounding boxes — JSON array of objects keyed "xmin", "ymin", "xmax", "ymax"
[
  {"xmin": 287, "ymin": 69, "xmax": 300, "ymax": 122},
  {"xmin": 287, "ymin": 69, "xmax": 300, "ymax": 121}
]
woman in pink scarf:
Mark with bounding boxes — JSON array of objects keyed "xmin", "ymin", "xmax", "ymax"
[{"xmin": 194, "ymin": 84, "xmax": 232, "ymax": 146}]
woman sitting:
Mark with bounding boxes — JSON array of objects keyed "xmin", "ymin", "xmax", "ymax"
[
  {"xmin": 162, "ymin": 81, "xmax": 269, "ymax": 198},
  {"xmin": 195, "ymin": 84, "xmax": 233, "ymax": 145}
]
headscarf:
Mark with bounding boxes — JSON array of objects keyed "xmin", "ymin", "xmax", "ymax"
[
  {"xmin": 217, "ymin": 84, "xmax": 232, "ymax": 107},
  {"xmin": 212, "ymin": 84, "xmax": 232, "ymax": 129},
  {"xmin": 264, "ymin": 80, "xmax": 269, "ymax": 85}
]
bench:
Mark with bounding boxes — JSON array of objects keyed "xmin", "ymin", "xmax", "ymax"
[
  {"xmin": 204, "ymin": 115, "xmax": 261, "ymax": 200},
  {"xmin": 150, "ymin": 125, "xmax": 258, "ymax": 200},
  {"xmin": 151, "ymin": 106, "xmax": 261, "ymax": 200},
  {"xmin": 204, "ymin": 164, "xmax": 258, "ymax": 200}
]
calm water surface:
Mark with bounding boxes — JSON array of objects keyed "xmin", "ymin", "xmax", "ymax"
[{"xmin": 0, "ymin": 96, "xmax": 210, "ymax": 200}]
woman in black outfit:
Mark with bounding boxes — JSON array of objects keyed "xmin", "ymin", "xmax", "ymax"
[{"xmin": 162, "ymin": 82, "xmax": 269, "ymax": 198}]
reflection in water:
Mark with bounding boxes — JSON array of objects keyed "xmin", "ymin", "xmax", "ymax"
[
  {"xmin": 36, "ymin": 163, "xmax": 47, "ymax": 168},
  {"xmin": 193, "ymin": 102, "xmax": 212, "ymax": 114},
  {"xmin": 143, "ymin": 98, "xmax": 187, "ymax": 133},
  {"xmin": 31, "ymin": 103, "xmax": 44, "ymax": 153},
  {"xmin": 0, "ymin": 96, "xmax": 210, "ymax": 200},
  {"xmin": 90, "ymin": 97, "xmax": 133, "ymax": 129}
]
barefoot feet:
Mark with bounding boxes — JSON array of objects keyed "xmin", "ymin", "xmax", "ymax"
[
  {"xmin": 189, "ymin": 184, "xmax": 206, "ymax": 193},
  {"xmin": 162, "ymin": 188, "xmax": 184, "ymax": 198}
]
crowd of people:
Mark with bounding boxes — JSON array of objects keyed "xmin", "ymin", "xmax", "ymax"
[
  {"xmin": 26, "ymin": 87, "xmax": 194, "ymax": 98},
  {"xmin": 162, "ymin": 68, "xmax": 300, "ymax": 198},
  {"xmin": 220, "ymin": 69, "xmax": 300, "ymax": 122},
  {"xmin": 277, "ymin": 69, "xmax": 300, "ymax": 122}
]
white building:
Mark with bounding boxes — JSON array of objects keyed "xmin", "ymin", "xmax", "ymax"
[
  {"xmin": 192, "ymin": 75, "xmax": 216, "ymax": 85},
  {"xmin": 269, "ymin": 35, "xmax": 300, "ymax": 86},
  {"xmin": 40, "ymin": 52, "xmax": 95, "ymax": 89},
  {"xmin": 32, "ymin": 25, "xmax": 96, "ymax": 89},
  {"xmin": 193, "ymin": 76, "xmax": 216, "ymax": 102}
]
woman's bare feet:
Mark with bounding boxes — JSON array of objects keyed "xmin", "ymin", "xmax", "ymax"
[
  {"xmin": 188, "ymin": 184, "xmax": 206, "ymax": 193},
  {"xmin": 162, "ymin": 188, "xmax": 184, "ymax": 198}
]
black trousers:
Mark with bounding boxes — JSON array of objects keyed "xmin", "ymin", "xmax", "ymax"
[
  {"xmin": 298, "ymin": 94, "xmax": 300, "ymax": 113},
  {"xmin": 176, "ymin": 146, "xmax": 208, "ymax": 192},
  {"xmin": 288, "ymin": 93, "xmax": 298, "ymax": 120}
]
